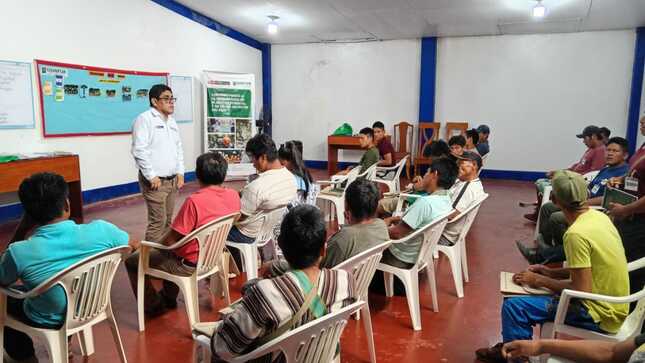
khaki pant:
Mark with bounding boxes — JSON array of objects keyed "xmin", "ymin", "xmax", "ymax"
[{"xmin": 139, "ymin": 173, "xmax": 177, "ymax": 242}]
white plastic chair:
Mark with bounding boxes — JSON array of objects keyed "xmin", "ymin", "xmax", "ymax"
[
  {"xmin": 333, "ymin": 241, "xmax": 392, "ymax": 363},
  {"xmin": 226, "ymin": 207, "xmax": 286, "ymax": 281},
  {"xmin": 435, "ymin": 193, "xmax": 489, "ymax": 298},
  {"xmin": 137, "ymin": 212, "xmax": 238, "ymax": 332},
  {"xmin": 538, "ymin": 257, "xmax": 645, "ymax": 363},
  {"xmin": 374, "ymin": 155, "xmax": 410, "ymax": 193},
  {"xmin": 191, "ymin": 301, "xmax": 365, "ymax": 363},
  {"xmin": 0, "ymin": 246, "xmax": 131, "ymax": 363},
  {"xmin": 376, "ymin": 213, "xmax": 450, "ymax": 330},
  {"xmin": 316, "ymin": 163, "xmax": 378, "ymax": 225}
]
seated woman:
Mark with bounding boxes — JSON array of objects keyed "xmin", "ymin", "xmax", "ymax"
[
  {"xmin": 209, "ymin": 205, "xmax": 356, "ymax": 362},
  {"xmin": 278, "ymin": 140, "xmax": 316, "ymax": 204}
]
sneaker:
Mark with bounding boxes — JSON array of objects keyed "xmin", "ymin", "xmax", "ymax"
[
  {"xmin": 475, "ymin": 342, "xmax": 506, "ymax": 363},
  {"xmin": 515, "ymin": 241, "xmax": 542, "ymax": 265}
]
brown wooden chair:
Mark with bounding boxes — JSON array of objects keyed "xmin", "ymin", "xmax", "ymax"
[
  {"xmin": 413, "ymin": 122, "xmax": 441, "ymax": 177},
  {"xmin": 393, "ymin": 121, "xmax": 414, "ymax": 178},
  {"xmin": 445, "ymin": 122, "xmax": 469, "ymax": 139}
]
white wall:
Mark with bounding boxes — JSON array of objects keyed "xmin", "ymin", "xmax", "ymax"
[
  {"xmin": 436, "ymin": 30, "xmax": 635, "ymax": 172},
  {"xmin": 271, "ymin": 39, "xmax": 421, "ymax": 162},
  {"xmin": 0, "ymin": 0, "xmax": 262, "ymax": 198}
]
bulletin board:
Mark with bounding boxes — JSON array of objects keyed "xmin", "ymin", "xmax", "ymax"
[{"xmin": 35, "ymin": 59, "xmax": 168, "ymax": 137}]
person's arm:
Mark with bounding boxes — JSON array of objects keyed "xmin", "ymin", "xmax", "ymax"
[
  {"xmin": 160, "ymin": 229, "xmax": 185, "ymax": 247},
  {"xmin": 609, "ymin": 197, "xmax": 645, "ymax": 219},
  {"xmin": 588, "ymin": 196, "xmax": 603, "ymax": 206},
  {"xmin": 378, "ymin": 153, "xmax": 393, "ymax": 166},
  {"xmin": 131, "ymin": 116, "xmax": 160, "ymax": 189},
  {"xmin": 388, "ymin": 220, "xmax": 413, "ymax": 240},
  {"xmin": 503, "ymin": 338, "xmax": 636, "ymax": 363}
]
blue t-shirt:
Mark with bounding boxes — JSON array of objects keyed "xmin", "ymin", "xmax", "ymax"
[
  {"xmin": 0, "ymin": 220, "xmax": 129, "ymax": 326},
  {"xmin": 476, "ymin": 141, "xmax": 490, "ymax": 156},
  {"xmin": 588, "ymin": 163, "xmax": 629, "ymax": 198},
  {"xmin": 293, "ymin": 174, "xmax": 307, "ymax": 192}
]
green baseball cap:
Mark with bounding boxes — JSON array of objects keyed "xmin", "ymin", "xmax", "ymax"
[{"xmin": 551, "ymin": 170, "xmax": 588, "ymax": 209}]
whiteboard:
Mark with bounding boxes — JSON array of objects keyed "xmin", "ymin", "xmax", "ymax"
[
  {"xmin": 0, "ymin": 60, "xmax": 35, "ymax": 129},
  {"xmin": 169, "ymin": 75, "xmax": 193, "ymax": 123}
]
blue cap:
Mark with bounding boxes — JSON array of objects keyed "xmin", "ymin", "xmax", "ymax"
[{"xmin": 477, "ymin": 125, "xmax": 490, "ymax": 134}]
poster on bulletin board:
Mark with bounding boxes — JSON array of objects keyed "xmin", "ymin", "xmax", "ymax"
[{"xmin": 35, "ymin": 59, "xmax": 168, "ymax": 137}]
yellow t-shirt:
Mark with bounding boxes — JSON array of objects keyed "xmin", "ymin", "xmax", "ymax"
[{"xmin": 563, "ymin": 209, "xmax": 629, "ymax": 333}]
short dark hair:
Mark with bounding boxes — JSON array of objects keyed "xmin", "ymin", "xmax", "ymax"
[
  {"xmin": 245, "ymin": 134, "xmax": 278, "ymax": 162},
  {"xmin": 600, "ymin": 127, "xmax": 611, "ymax": 139},
  {"xmin": 359, "ymin": 127, "xmax": 374, "ymax": 139},
  {"xmin": 149, "ymin": 84, "xmax": 172, "ymax": 107},
  {"xmin": 196, "ymin": 152, "xmax": 227, "ymax": 185},
  {"xmin": 372, "ymin": 121, "xmax": 385, "ymax": 130},
  {"xmin": 429, "ymin": 158, "xmax": 458, "ymax": 189},
  {"xmin": 278, "ymin": 205, "xmax": 326, "ymax": 269},
  {"xmin": 18, "ymin": 173, "xmax": 69, "ymax": 224},
  {"xmin": 448, "ymin": 135, "xmax": 466, "ymax": 147},
  {"xmin": 466, "ymin": 129, "xmax": 479, "ymax": 145},
  {"xmin": 423, "ymin": 139, "xmax": 451, "ymax": 158},
  {"xmin": 345, "ymin": 179, "xmax": 379, "ymax": 221},
  {"xmin": 607, "ymin": 136, "xmax": 629, "ymax": 153}
]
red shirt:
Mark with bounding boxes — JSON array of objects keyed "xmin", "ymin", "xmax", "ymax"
[
  {"xmin": 570, "ymin": 144, "xmax": 606, "ymax": 175},
  {"xmin": 629, "ymin": 144, "xmax": 645, "ymax": 198},
  {"xmin": 377, "ymin": 138, "xmax": 396, "ymax": 166},
  {"xmin": 171, "ymin": 186, "xmax": 241, "ymax": 263}
]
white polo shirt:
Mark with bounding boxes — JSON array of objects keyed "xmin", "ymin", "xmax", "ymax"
[{"xmin": 131, "ymin": 108, "xmax": 184, "ymax": 180}]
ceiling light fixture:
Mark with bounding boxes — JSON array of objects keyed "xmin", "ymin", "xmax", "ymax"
[
  {"xmin": 267, "ymin": 15, "xmax": 279, "ymax": 35},
  {"xmin": 532, "ymin": 0, "xmax": 546, "ymax": 18}
]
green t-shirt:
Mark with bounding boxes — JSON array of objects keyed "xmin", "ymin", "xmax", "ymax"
[
  {"xmin": 358, "ymin": 147, "xmax": 379, "ymax": 174},
  {"xmin": 321, "ymin": 219, "xmax": 389, "ymax": 269},
  {"xmin": 563, "ymin": 209, "xmax": 629, "ymax": 333}
]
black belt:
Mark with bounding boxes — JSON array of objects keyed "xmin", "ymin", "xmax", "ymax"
[{"xmin": 159, "ymin": 175, "xmax": 176, "ymax": 180}]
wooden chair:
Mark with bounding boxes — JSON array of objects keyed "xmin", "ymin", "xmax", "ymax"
[
  {"xmin": 445, "ymin": 122, "xmax": 469, "ymax": 139},
  {"xmin": 393, "ymin": 121, "xmax": 414, "ymax": 178},
  {"xmin": 413, "ymin": 122, "xmax": 441, "ymax": 177}
]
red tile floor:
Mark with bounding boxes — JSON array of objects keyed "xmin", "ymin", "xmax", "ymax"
[{"xmin": 0, "ymin": 170, "xmax": 539, "ymax": 362}]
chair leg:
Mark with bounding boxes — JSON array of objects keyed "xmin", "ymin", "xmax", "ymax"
[
  {"xmin": 401, "ymin": 271, "xmax": 422, "ymax": 331},
  {"xmin": 383, "ymin": 272, "xmax": 394, "ymax": 298},
  {"xmin": 78, "ymin": 328, "xmax": 95, "ymax": 356},
  {"xmin": 106, "ymin": 304, "xmax": 128, "ymax": 363},
  {"xmin": 334, "ymin": 199, "xmax": 345, "ymax": 225},
  {"xmin": 460, "ymin": 239, "xmax": 469, "ymax": 283},
  {"xmin": 244, "ymin": 245, "xmax": 258, "ymax": 280},
  {"xmin": 178, "ymin": 278, "xmax": 200, "ymax": 329},
  {"xmin": 442, "ymin": 248, "xmax": 464, "ymax": 298},
  {"xmin": 137, "ymin": 250, "xmax": 148, "ymax": 332},
  {"xmin": 46, "ymin": 331, "xmax": 69, "ymax": 363},
  {"xmin": 425, "ymin": 264, "xmax": 439, "ymax": 312},
  {"xmin": 361, "ymin": 303, "xmax": 377, "ymax": 363}
]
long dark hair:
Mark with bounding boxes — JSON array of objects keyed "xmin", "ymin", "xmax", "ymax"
[{"xmin": 279, "ymin": 140, "xmax": 313, "ymax": 197}]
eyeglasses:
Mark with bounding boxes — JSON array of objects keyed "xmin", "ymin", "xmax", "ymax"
[{"xmin": 157, "ymin": 97, "xmax": 177, "ymax": 103}]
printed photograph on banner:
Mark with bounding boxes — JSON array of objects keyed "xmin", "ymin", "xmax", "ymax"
[
  {"xmin": 208, "ymin": 118, "xmax": 235, "ymax": 133},
  {"xmin": 219, "ymin": 150, "xmax": 242, "ymax": 164},
  {"xmin": 208, "ymin": 133, "xmax": 235, "ymax": 149},
  {"xmin": 235, "ymin": 119, "xmax": 252, "ymax": 148}
]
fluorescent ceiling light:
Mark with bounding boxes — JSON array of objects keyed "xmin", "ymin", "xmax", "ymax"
[
  {"xmin": 267, "ymin": 15, "xmax": 279, "ymax": 35},
  {"xmin": 533, "ymin": 1, "xmax": 546, "ymax": 18}
]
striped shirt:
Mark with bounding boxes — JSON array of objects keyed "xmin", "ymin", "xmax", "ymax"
[
  {"xmin": 211, "ymin": 269, "xmax": 355, "ymax": 363},
  {"xmin": 237, "ymin": 167, "xmax": 298, "ymax": 238}
]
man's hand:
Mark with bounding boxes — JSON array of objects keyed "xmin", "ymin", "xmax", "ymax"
[
  {"xmin": 608, "ymin": 202, "xmax": 631, "ymax": 220},
  {"xmin": 502, "ymin": 340, "xmax": 541, "ymax": 359},
  {"xmin": 513, "ymin": 270, "xmax": 542, "ymax": 288},
  {"xmin": 608, "ymin": 176, "xmax": 625, "ymax": 188},
  {"xmin": 150, "ymin": 177, "xmax": 162, "ymax": 190},
  {"xmin": 177, "ymin": 174, "xmax": 184, "ymax": 189},
  {"xmin": 527, "ymin": 264, "xmax": 550, "ymax": 276},
  {"xmin": 412, "ymin": 176, "xmax": 423, "ymax": 184}
]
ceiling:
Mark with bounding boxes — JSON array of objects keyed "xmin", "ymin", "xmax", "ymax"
[{"xmin": 176, "ymin": 0, "xmax": 645, "ymax": 44}]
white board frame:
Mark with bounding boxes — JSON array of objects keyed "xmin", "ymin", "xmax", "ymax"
[
  {"xmin": 0, "ymin": 60, "xmax": 35, "ymax": 129},
  {"xmin": 169, "ymin": 75, "xmax": 193, "ymax": 123}
]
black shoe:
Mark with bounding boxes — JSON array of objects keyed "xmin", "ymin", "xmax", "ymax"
[
  {"xmin": 515, "ymin": 241, "xmax": 542, "ymax": 265},
  {"xmin": 144, "ymin": 300, "xmax": 167, "ymax": 317},
  {"xmin": 160, "ymin": 290, "xmax": 178, "ymax": 309}
]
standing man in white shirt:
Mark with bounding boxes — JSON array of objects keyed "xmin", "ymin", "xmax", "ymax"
[{"xmin": 131, "ymin": 84, "xmax": 185, "ymax": 243}]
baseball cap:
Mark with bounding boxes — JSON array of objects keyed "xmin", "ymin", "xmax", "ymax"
[
  {"xmin": 551, "ymin": 170, "xmax": 588, "ymax": 209},
  {"xmin": 457, "ymin": 151, "xmax": 483, "ymax": 169},
  {"xmin": 476, "ymin": 125, "xmax": 490, "ymax": 134},
  {"xmin": 576, "ymin": 125, "xmax": 600, "ymax": 139}
]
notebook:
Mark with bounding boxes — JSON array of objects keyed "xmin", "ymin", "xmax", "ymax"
[
  {"xmin": 602, "ymin": 186, "xmax": 637, "ymax": 210},
  {"xmin": 500, "ymin": 271, "xmax": 551, "ymax": 296}
]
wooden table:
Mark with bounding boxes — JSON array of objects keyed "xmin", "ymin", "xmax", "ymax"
[
  {"xmin": 327, "ymin": 135, "xmax": 391, "ymax": 175},
  {"xmin": 0, "ymin": 155, "xmax": 83, "ymax": 222}
]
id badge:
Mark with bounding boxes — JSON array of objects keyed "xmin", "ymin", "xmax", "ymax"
[
  {"xmin": 625, "ymin": 176, "xmax": 639, "ymax": 192},
  {"xmin": 591, "ymin": 184, "xmax": 600, "ymax": 194}
]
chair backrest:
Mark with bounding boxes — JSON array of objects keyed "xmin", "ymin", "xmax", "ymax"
[
  {"xmin": 230, "ymin": 301, "xmax": 365, "ymax": 363},
  {"xmin": 29, "ymin": 246, "xmax": 132, "ymax": 331},
  {"xmin": 354, "ymin": 163, "xmax": 378, "ymax": 183},
  {"xmin": 255, "ymin": 207, "xmax": 289, "ymax": 247},
  {"xmin": 333, "ymin": 241, "xmax": 392, "ymax": 300},
  {"xmin": 393, "ymin": 121, "xmax": 414, "ymax": 154},
  {"xmin": 416, "ymin": 122, "xmax": 441, "ymax": 158},
  {"xmin": 445, "ymin": 122, "xmax": 469, "ymax": 139},
  {"xmin": 392, "ymin": 155, "xmax": 410, "ymax": 180},
  {"xmin": 450, "ymin": 193, "xmax": 489, "ymax": 243}
]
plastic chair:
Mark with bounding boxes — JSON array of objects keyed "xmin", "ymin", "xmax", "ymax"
[
  {"xmin": 316, "ymin": 164, "xmax": 377, "ymax": 225},
  {"xmin": 333, "ymin": 241, "xmax": 392, "ymax": 363},
  {"xmin": 435, "ymin": 193, "xmax": 489, "ymax": 298},
  {"xmin": 375, "ymin": 155, "xmax": 410, "ymax": 193},
  {"xmin": 137, "ymin": 213, "xmax": 238, "ymax": 332},
  {"xmin": 538, "ymin": 257, "xmax": 645, "ymax": 363},
  {"xmin": 225, "ymin": 207, "xmax": 286, "ymax": 281},
  {"xmin": 376, "ymin": 213, "xmax": 450, "ymax": 330},
  {"xmin": 191, "ymin": 301, "xmax": 365, "ymax": 363},
  {"xmin": 0, "ymin": 246, "xmax": 131, "ymax": 363}
]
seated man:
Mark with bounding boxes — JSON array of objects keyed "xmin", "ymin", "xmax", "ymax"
[
  {"xmin": 439, "ymin": 152, "xmax": 485, "ymax": 246},
  {"xmin": 228, "ymin": 134, "xmax": 297, "ymax": 244},
  {"xmin": 477, "ymin": 170, "xmax": 629, "ymax": 363},
  {"xmin": 373, "ymin": 121, "xmax": 395, "ymax": 167},
  {"xmin": 0, "ymin": 173, "xmax": 135, "ymax": 362},
  {"xmin": 476, "ymin": 124, "xmax": 491, "ymax": 156},
  {"xmin": 464, "ymin": 128, "xmax": 480, "ymax": 155},
  {"xmin": 336, "ymin": 127, "xmax": 379, "ymax": 176},
  {"xmin": 517, "ymin": 137, "xmax": 630, "ymax": 264},
  {"xmin": 380, "ymin": 158, "xmax": 458, "ymax": 268},
  {"xmin": 125, "ymin": 152, "xmax": 240, "ymax": 314},
  {"xmin": 448, "ymin": 135, "xmax": 466, "ymax": 158},
  {"xmin": 527, "ymin": 125, "xmax": 607, "ymax": 221},
  {"xmin": 209, "ymin": 205, "xmax": 355, "ymax": 361}
]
